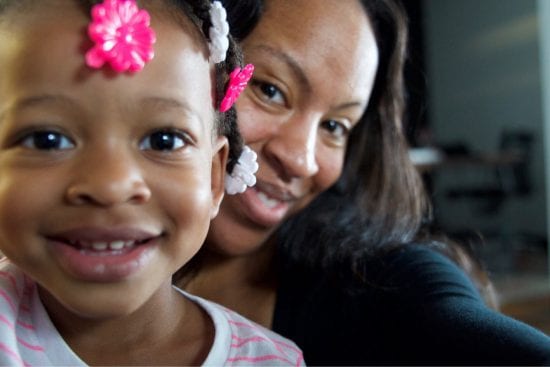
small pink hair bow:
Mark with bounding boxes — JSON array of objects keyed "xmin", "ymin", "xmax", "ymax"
[
  {"xmin": 220, "ymin": 64, "xmax": 255, "ymax": 112},
  {"xmin": 86, "ymin": 0, "xmax": 156, "ymax": 73}
]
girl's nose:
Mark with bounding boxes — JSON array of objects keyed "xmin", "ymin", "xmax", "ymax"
[
  {"xmin": 264, "ymin": 116, "xmax": 320, "ymax": 180},
  {"xmin": 65, "ymin": 148, "xmax": 151, "ymax": 207}
]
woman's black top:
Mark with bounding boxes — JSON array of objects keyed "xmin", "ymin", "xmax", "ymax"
[{"xmin": 272, "ymin": 245, "xmax": 550, "ymax": 365}]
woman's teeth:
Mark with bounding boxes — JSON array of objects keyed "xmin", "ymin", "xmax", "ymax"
[{"xmin": 257, "ymin": 191, "xmax": 280, "ymax": 209}]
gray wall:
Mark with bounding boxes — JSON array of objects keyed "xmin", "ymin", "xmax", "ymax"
[
  {"xmin": 537, "ymin": 0, "xmax": 550, "ymax": 277},
  {"xmin": 423, "ymin": 0, "xmax": 547, "ymax": 269}
]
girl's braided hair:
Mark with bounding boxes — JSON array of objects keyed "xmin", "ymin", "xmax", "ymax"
[
  {"xmin": 171, "ymin": 0, "xmax": 244, "ymax": 173},
  {"xmin": 0, "ymin": 0, "xmax": 245, "ymax": 174}
]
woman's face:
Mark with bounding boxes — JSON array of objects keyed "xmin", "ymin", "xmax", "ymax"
[{"xmin": 208, "ymin": 0, "xmax": 379, "ymax": 255}]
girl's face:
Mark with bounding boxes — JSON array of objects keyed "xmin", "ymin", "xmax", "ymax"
[
  {"xmin": 207, "ymin": 0, "xmax": 379, "ymax": 255},
  {"xmin": 0, "ymin": 1, "xmax": 227, "ymax": 318}
]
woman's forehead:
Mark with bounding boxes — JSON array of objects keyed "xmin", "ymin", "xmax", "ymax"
[{"xmin": 245, "ymin": 0, "xmax": 378, "ymax": 107}]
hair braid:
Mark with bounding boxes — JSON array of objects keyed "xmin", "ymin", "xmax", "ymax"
[{"xmin": 176, "ymin": 0, "xmax": 244, "ymax": 173}]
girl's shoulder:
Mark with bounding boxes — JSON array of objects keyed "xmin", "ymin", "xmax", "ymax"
[
  {"xmin": 175, "ymin": 287, "xmax": 305, "ymax": 366},
  {"xmin": 0, "ymin": 260, "xmax": 84, "ymax": 366}
]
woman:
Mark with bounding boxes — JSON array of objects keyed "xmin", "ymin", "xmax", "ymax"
[{"xmin": 176, "ymin": 0, "xmax": 550, "ymax": 364}]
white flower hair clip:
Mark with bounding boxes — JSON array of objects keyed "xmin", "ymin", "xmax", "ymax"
[
  {"xmin": 209, "ymin": 1, "xmax": 230, "ymax": 63},
  {"xmin": 225, "ymin": 146, "xmax": 259, "ymax": 195}
]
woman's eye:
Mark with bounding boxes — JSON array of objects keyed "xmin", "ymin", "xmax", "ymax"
[
  {"xmin": 321, "ymin": 119, "xmax": 349, "ymax": 139},
  {"xmin": 139, "ymin": 130, "xmax": 187, "ymax": 151},
  {"xmin": 252, "ymin": 80, "xmax": 286, "ymax": 105},
  {"xmin": 20, "ymin": 131, "xmax": 75, "ymax": 150}
]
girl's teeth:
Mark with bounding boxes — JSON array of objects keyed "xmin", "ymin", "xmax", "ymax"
[
  {"xmin": 89, "ymin": 241, "xmax": 134, "ymax": 251},
  {"xmin": 92, "ymin": 242, "xmax": 108, "ymax": 251},
  {"xmin": 109, "ymin": 241, "xmax": 125, "ymax": 250},
  {"xmin": 257, "ymin": 191, "xmax": 280, "ymax": 209}
]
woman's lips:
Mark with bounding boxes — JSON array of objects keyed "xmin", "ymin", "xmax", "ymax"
[
  {"xmin": 47, "ymin": 227, "xmax": 161, "ymax": 282},
  {"xmin": 238, "ymin": 184, "xmax": 295, "ymax": 228}
]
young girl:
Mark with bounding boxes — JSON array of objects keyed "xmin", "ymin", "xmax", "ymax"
[{"xmin": 0, "ymin": 0, "xmax": 303, "ymax": 365}]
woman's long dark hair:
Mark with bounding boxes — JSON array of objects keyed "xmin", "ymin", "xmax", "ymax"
[
  {"xmin": 218, "ymin": 0, "xmax": 497, "ymax": 305},
  {"xmin": 273, "ymin": 0, "xmax": 430, "ymax": 271},
  {"xmin": 219, "ymin": 0, "xmax": 428, "ymax": 264}
]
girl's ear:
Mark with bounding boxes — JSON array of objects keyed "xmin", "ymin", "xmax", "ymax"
[{"xmin": 210, "ymin": 135, "xmax": 229, "ymax": 219}]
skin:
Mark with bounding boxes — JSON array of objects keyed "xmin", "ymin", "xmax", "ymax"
[
  {"xmin": 183, "ymin": 0, "xmax": 379, "ymax": 327},
  {"xmin": 0, "ymin": 1, "xmax": 227, "ymax": 364}
]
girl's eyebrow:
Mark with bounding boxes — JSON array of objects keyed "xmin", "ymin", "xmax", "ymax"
[
  {"xmin": 142, "ymin": 96, "xmax": 195, "ymax": 113},
  {"xmin": 12, "ymin": 95, "xmax": 193, "ymax": 110},
  {"xmin": 0, "ymin": 94, "xmax": 77, "ymax": 123},
  {"xmin": 12, "ymin": 94, "xmax": 76, "ymax": 110},
  {"xmin": 6, "ymin": 94, "xmax": 202, "ymax": 119},
  {"xmin": 141, "ymin": 96, "xmax": 205, "ymax": 125}
]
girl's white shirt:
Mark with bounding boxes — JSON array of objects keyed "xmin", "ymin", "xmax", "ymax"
[{"xmin": 0, "ymin": 260, "xmax": 304, "ymax": 366}]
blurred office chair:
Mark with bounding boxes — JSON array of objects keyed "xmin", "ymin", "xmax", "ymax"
[{"xmin": 446, "ymin": 130, "xmax": 533, "ymax": 214}]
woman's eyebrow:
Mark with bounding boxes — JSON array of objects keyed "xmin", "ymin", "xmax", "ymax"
[
  {"xmin": 332, "ymin": 101, "xmax": 364, "ymax": 111},
  {"xmin": 250, "ymin": 44, "xmax": 312, "ymax": 93}
]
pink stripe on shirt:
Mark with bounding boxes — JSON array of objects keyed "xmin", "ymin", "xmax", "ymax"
[
  {"xmin": 0, "ymin": 271, "xmax": 20, "ymax": 298},
  {"xmin": 227, "ymin": 353, "xmax": 297, "ymax": 365},
  {"xmin": 0, "ymin": 342, "xmax": 28, "ymax": 367}
]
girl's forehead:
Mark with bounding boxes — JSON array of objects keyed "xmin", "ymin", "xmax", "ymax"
[{"xmin": 0, "ymin": 0, "xmax": 216, "ymax": 130}]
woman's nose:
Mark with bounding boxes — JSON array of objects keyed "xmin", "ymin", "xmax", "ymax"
[
  {"xmin": 65, "ymin": 147, "xmax": 151, "ymax": 207},
  {"xmin": 264, "ymin": 116, "xmax": 320, "ymax": 180}
]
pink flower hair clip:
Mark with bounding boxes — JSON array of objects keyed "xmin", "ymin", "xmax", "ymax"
[
  {"xmin": 85, "ymin": 0, "xmax": 156, "ymax": 73},
  {"xmin": 220, "ymin": 64, "xmax": 255, "ymax": 113}
]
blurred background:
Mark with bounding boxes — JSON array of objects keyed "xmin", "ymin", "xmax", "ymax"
[{"xmin": 402, "ymin": 0, "xmax": 550, "ymax": 333}]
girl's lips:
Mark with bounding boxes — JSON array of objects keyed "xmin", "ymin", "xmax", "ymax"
[
  {"xmin": 238, "ymin": 186, "xmax": 292, "ymax": 228},
  {"xmin": 49, "ymin": 226, "xmax": 158, "ymax": 243},
  {"xmin": 47, "ymin": 227, "xmax": 161, "ymax": 282}
]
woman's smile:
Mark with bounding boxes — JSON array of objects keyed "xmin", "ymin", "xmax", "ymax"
[
  {"xmin": 238, "ymin": 184, "xmax": 294, "ymax": 227},
  {"xmin": 205, "ymin": 0, "xmax": 377, "ymax": 256}
]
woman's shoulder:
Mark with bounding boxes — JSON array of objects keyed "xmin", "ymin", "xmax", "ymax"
[
  {"xmin": 275, "ymin": 244, "xmax": 550, "ymax": 364},
  {"xmin": 370, "ymin": 243, "xmax": 480, "ymax": 291},
  {"xmin": 279, "ymin": 242, "xmax": 479, "ymax": 297}
]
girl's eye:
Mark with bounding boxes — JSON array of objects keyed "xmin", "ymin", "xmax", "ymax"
[
  {"xmin": 20, "ymin": 131, "xmax": 75, "ymax": 150},
  {"xmin": 252, "ymin": 80, "xmax": 286, "ymax": 106},
  {"xmin": 139, "ymin": 130, "xmax": 187, "ymax": 151},
  {"xmin": 321, "ymin": 119, "xmax": 350, "ymax": 139}
]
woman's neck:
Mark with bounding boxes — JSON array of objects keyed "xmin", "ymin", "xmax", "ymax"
[{"xmin": 179, "ymin": 239, "xmax": 278, "ymax": 328}]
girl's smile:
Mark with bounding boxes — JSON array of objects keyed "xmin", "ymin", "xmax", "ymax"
[
  {"xmin": 0, "ymin": 0, "xmax": 227, "ymax": 319},
  {"xmin": 46, "ymin": 226, "xmax": 162, "ymax": 282}
]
